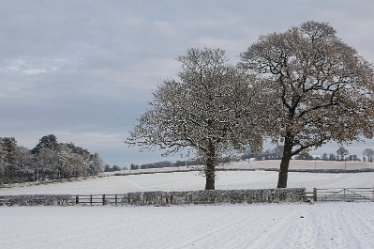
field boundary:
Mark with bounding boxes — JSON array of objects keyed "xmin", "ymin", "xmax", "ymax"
[
  {"xmin": 2, "ymin": 187, "xmax": 374, "ymax": 206},
  {"xmin": 0, "ymin": 188, "xmax": 305, "ymax": 206},
  {"xmin": 114, "ymin": 167, "xmax": 374, "ymax": 176}
]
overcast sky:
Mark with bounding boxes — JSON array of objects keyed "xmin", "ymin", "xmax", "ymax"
[{"xmin": 1, "ymin": 0, "xmax": 373, "ymax": 166}]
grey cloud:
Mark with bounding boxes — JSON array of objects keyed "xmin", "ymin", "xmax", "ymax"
[{"xmin": 0, "ymin": 0, "xmax": 373, "ymax": 166}]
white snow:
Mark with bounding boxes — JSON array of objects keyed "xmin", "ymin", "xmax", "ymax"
[
  {"xmin": 0, "ymin": 203, "xmax": 373, "ymax": 249},
  {"xmin": 0, "ymin": 171, "xmax": 373, "ymax": 195},
  {"xmin": 1, "ymin": 162, "xmax": 374, "ymax": 249},
  {"xmin": 102, "ymin": 160, "xmax": 374, "ymax": 176}
]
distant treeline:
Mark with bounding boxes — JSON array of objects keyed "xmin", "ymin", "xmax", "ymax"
[
  {"xmin": 129, "ymin": 159, "xmax": 203, "ymax": 170},
  {"xmin": 241, "ymin": 144, "xmax": 360, "ymax": 161},
  {"xmin": 0, "ymin": 134, "xmax": 104, "ymax": 184}
]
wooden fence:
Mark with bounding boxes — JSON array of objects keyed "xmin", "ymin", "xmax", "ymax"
[{"xmin": 73, "ymin": 194, "xmax": 126, "ymax": 205}]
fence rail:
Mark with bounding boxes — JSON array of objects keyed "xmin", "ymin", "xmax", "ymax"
[
  {"xmin": 313, "ymin": 188, "xmax": 374, "ymax": 202},
  {"xmin": 73, "ymin": 194, "xmax": 127, "ymax": 205}
]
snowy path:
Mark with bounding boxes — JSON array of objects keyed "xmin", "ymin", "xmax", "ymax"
[
  {"xmin": 1, "ymin": 171, "xmax": 373, "ymax": 195},
  {"xmin": 1, "ymin": 203, "xmax": 373, "ymax": 249}
]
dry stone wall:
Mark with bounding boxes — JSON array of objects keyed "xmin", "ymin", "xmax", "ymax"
[
  {"xmin": 0, "ymin": 194, "xmax": 71, "ymax": 206},
  {"xmin": 0, "ymin": 188, "xmax": 305, "ymax": 206},
  {"xmin": 124, "ymin": 188, "xmax": 306, "ymax": 205}
]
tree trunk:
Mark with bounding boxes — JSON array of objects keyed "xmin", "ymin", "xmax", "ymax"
[
  {"xmin": 277, "ymin": 132, "xmax": 294, "ymax": 188},
  {"xmin": 205, "ymin": 142, "xmax": 216, "ymax": 190}
]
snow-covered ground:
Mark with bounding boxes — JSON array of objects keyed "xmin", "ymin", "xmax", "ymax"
[
  {"xmin": 1, "ymin": 203, "xmax": 373, "ymax": 249},
  {"xmin": 1, "ymin": 165, "xmax": 373, "ymax": 249},
  {"xmin": 102, "ymin": 160, "xmax": 374, "ymax": 176},
  {"xmin": 0, "ymin": 170, "xmax": 373, "ymax": 195}
]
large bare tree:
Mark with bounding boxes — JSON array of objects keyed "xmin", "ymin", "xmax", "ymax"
[
  {"xmin": 240, "ymin": 21, "xmax": 374, "ymax": 188},
  {"xmin": 363, "ymin": 148, "xmax": 374, "ymax": 162},
  {"xmin": 127, "ymin": 48, "xmax": 263, "ymax": 190}
]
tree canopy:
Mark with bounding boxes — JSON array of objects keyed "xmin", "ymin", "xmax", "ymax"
[
  {"xmin": 240, "ymin": 21, "xmax": 374, "ymax": 187},
  {"xmin": 127, "ymin": 48, "xmax": 263, "ymax": 190}
]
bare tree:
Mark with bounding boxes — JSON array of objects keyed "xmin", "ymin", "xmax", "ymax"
[
  {"xmin": 240, "ymin": 21, "xmax": 374, "ymax": 188},
  {"xmin": 336, "ymin": 146, "xmax": 349, "ymax": 160},
  {"xmin": 127, "ymin": 48, "xmax": 263, "ymax": 190},
  {"xmin": 363, "ymin": 148, "xmax": 374, "ymax": 162},
  {"xmin": 88, "ymin": 153, "xmax": 104, "ymax": 175},
  {"xmin": 35, "ymin": 148, "xmax": 59, "ymax": 181},
  {"xmin": 15, "ymin": 146, "xmax": 34, "ymax": 181},
  {"xmin": 58, "ymin": 144, "xmax": 87, "ymax": 178}
]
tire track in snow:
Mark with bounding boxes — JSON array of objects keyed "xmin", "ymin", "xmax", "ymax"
[
  {"xmin": 267, "ymin": 204, "xmax": 318, "ymax": 249},
  {"xmin": 243, "ymin": 206, "xmax": 299, "ymax": 249},
  {"xmin": 338, "ymin": 204, "xmax": 374, "ymax": 249},
  {"xmin": 162, "ymin": 204, "xmax": 297, "ymax": 249},
  {"xmin": 104, "ymin": 206, "xmax": 231, "ymax": 249},
  {"xmin": 1, "ymin": 207, "xmax": 174, "ymax": 249},
  {"xmin": 163, "ymin": 212, "xmax": 259, "ymax": 249},
  {"xmin": 1, "ymin": 203, "xmax": 374, "ymax": 249},
  {"xmin": 280, "ymin": 203, "xmax": 374, "ymax": 249}
]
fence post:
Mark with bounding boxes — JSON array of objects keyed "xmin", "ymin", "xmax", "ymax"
[
  {"xmin": 115, "ymin": 194, "xmax": 118, "ymax": 205},
  {"xmin": 90, "ymin": 195, "xmax": 93, "ymax": 206},
  {"xmin": 75, "ymin": 195, "xmax": 79, "ymax": 205},
  {"xmin": 313, "ymin": 188, "xmax": 317, "ymax": 202},
  {"xmin": 102, "ymin": 194, "xmax": 106, "ymax": 206}
]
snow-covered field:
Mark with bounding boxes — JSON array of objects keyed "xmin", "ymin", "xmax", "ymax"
[
  {"xmin": 1, "ymin": 203, "xmax": 373, "ymax": 249},
  {"xmin": 102, "ymin": 160, "xmax": 374, "ymax": 176},
  {"xmin": 1, "ymin": 170, "xmax": 373, "ymax": 195},
  {"xmin": 1, "ymin": 166, "xmax": 374, "ymax": 249}
]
